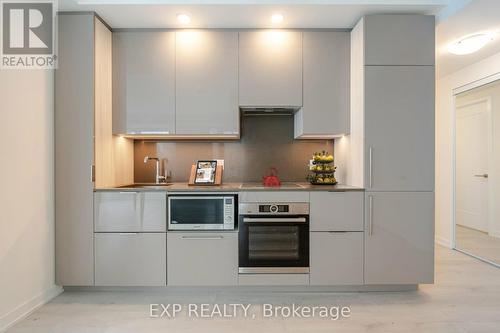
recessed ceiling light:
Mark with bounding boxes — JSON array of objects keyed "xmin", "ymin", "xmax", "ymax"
[
  {"xmin": 271, "ymin": 14, "xmax": 284, "ymax": 24},
  {"xmin": 177, "ymin": 14, "xmax": 191, "ymax": 25},
  {"xmin": 448, "ymin": 32, "xmax": 496, "ymax": 55}
]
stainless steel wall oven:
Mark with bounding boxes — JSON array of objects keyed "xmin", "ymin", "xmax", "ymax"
[{"xmin": 238, "ymin": 202, "xmax": 309, "ymax": 274}]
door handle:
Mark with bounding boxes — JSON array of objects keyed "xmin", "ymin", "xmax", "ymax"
[
  {"xmin": 474, "ymin": 174, "xmax": 488, "ymax": 178},
  {"xmin": 181, "ymin": 236, "xmax": 224, "ymax": 240},
  {"xmin": 368, "ymin": 147, "xmax": 373, "ymax": 188},
  {"xmin": 243, "ymin": 217, "xmax": 307, "ymax": 223},
  {"xmin": 368, "ymin": 195, "xmax": 373, "ymax": 236}
]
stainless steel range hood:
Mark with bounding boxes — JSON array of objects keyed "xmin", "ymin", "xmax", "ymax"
[{"xmin": 240, "ymin": 106, "xmax": 301, "ymax": 116}]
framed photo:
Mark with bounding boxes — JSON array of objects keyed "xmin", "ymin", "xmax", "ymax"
[{"xmin": 194, "ymin": 160, "xmax": 218, "ymax": 184}]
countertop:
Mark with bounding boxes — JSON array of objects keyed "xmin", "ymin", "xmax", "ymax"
[{"xmin": 95, "ymin": 182, "xmax": 364, "ymax": 192}]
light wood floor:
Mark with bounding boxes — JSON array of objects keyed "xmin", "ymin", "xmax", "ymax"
[
  {"xmin": 7, "ymin": 245, "xmax": 500, "ymax": 333},
  {"xmin": 456, "ymin": 224, "xmax": 500, "ymax": 264}
]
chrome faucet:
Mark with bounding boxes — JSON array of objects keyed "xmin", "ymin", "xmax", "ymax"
[{"xmin": 143, "ymin": 156, "xmax": 166, "ymax": 184}]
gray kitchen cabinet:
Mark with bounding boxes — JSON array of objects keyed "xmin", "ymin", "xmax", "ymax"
[
  {"xmin": 295, "ymin": 32, "xmax": 350, "ymax": 138},
  {"xmin": 167, "ymin": 232, "xmax": 238, "ymax": 286},
  {"xmin": 310, "ymin": 232, "xmax": 363, "ymax": 285},
  {"xmin": 94, "ymin": 191, "xmax": 166, "ymax": 232},
  {"xmin": 239, "ymin": 31, "xmax": 302, "ymax": 107},
  {"xmin": 364, "ymin": 192, "xmax": 434, "ymax": 284},
  {"xmin": 310, "ymin": 192, "xmax": 363, "ymax": 231},
  {"xmin": 113, "ymin": 31, "xmax": 175, "ymax": 135},
  {"xmin": 239, "ymin": 191, "xmax": 309, "ymax": 203},
  {"xmin": 175, "ymin": 31, "xmax": 239, "ymax": 136},
  {"xmin": 364, "ymin": 66, "xmax": 434, "ymax": 192},
  {"xmin": 95, "ymin": 233, "xmax": 166, "ymax": 286},
  {"xmin": 55, "ymin": 13, "xmax": 96, "ymax": 286},
  {"xmin": 363, "ymin": 15, "xmax": 435, "ymax": 66}
]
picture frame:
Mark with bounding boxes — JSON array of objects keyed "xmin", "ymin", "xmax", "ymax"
[{"xmin": 193, "ymin": 160, "xmax": 218, "ymax": 185}]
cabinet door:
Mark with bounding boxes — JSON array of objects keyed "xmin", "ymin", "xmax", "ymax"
[
  {"xmin": 364, "ymin": 66, "xmax": 434, "ymax": 191},
  {"xmin": 141, "ymin": 192, "xmax": 167, "ymax": 231},
  {"xmin": 95, "ymin": 233, "xmax": 166, "ymax": 286},
  {"xmin": 239, "ymin": 31, "xmax": 302, "ymax": 107},
  {"xmin": 94, "ymin": 192, "xmax": 166, "ymax": 232},
  {"xmin": 296, "ymin": 32, "xmax": 350, "ymax": 138},
  {"xmin": 167, "ymin": 232, "xmax": 238, "ymax": 286},
  {"xmin": 55, "ymin": 13, "xmax": 95, "ymax": 286},
  {"xmin": 364, "ymin": 15, "xmax": 435, "ymax": 66},
  {"xmin": 364, "ymin": 192, "xmax": 434, "ymax": 284},
  {"xmin": 113, "ymin": 32, "xmax": 175, "ymax": 135},
  {"xmin": 310, "ymin": 192, "xmax": 363, "ymax": 231},
  {"xmin": 310, "ymin": 232, "xmax": 363, "ymax": 285},
  {"xmin": 175, "ymin": 31, "xmax": 239, "ymax": 136}
]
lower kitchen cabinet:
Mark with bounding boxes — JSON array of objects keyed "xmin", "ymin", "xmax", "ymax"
[
  {"xmin": 95, "ymin": 233, "xmax": 166, "ymax": 286},
  {"xmin": 167, "ymin": 232, "xmax": 238, "ymax": 286},
  {"xmin": 310, "ymin": 232, "xmax": 363, "ymax": 285},
  {"xmin": 94, "ymin": 191, "xmax": 166, "ymax": 232},
  {"xmin": 310, "ymin": 191, "xmax": 364, "ymax": 231},
  {"xmin": 364, "ymin": 192, "xmax": 434, "ymax": 284}
]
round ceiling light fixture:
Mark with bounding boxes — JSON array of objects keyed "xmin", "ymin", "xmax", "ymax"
[
  {"xmin": 447, "ymin": 32, "xmax": 496, "ymax": 55},
  {"xmin": 177, "ymin": 13, "xmax": 191, "ymax": 25},
  {"xmin": 271, "ymin": 13, "xmax": 284, "ymax": 24}
]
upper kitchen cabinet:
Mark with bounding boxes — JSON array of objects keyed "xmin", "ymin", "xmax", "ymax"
[
  {"xmin": 295, "ymin": 31, "xmax": 350, "ymax": 139},
  {"xmin": 175, "ymin": 31, "xmax": 239, "ymax": 137},
  {"xmin": 239, "ymin": 31, "xmax": 302, "ymax": 107},
  {"xmin": 363, "ymin": 15, "xmax": 435, "ymax": 66},
  {"xmin": 113, "ymin": 31, "xmax": 176, "ymax": 135},
  {"xmin": 364, "ymin": 66, "xmax": 434, "ymax": 192}
]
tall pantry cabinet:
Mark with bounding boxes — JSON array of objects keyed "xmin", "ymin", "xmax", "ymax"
[
  {"xmin": 350, "ymin": 15, "xmax": 435, "ymax": 284},
  {"xmin": 55, "ymin": 13, "xmax": 133, "ymax": 286}
]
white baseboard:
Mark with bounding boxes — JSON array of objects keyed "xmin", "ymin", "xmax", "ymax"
[
  {"xmin": 435, "ymin": 235, "xmax": 452, "ymax": 248},
  {"xmin": 0, "ymin": 285, "xmax": 63, "ymax": 332},
  {"xmin": 489, "ymin": 231, "xmax": 500, "ymax": 239}
]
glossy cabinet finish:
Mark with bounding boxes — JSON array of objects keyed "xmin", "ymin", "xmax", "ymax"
[
  {"xmin": 113, "ymin": 31, "xmax": 175, "ymax": 135},
  {"xmin": 239, "ymin": 31, "xmax": 302, "ymax": 107},
  {"xmin": 295, "ymin": 31, "xmax": 350, "ymax": 138},
  {"xmin": 310, "ymin": 191, "xmax": 363, "ymax": 231},
  {"xmin": 310, "ymin": 232, "xmax": 363, "ymax": 285},
  {"xmin": 175, "ymin": 31, "xmax": 239, "ymax": 136},
  {"xmin": 94, "ymin": 192, "xmax": 166, "ymax": 232},
  {"xmin": 364, "ymin": 192, "xmax": 434, "ymax": 284},
  {"xmin": 167, "ymin": 232, "xmax": 238, "ymax": 286},
  {"xmin": 55, "ymin": 13, "xmax": 95, "ymax": 286},
  {"xmin": 239, "ymin": 191, "xmax": 309, "ymax": 203},
  {"xmin": 95, "ymin": 233, "xmax": 166, "ymax": 286},
  {"xmin": 364, "ymin": 66, "xmax": 435, "ymax": 192},
  {"xmin": 363, "ymin": 15, "xmax": 435, "ymax": 66}
]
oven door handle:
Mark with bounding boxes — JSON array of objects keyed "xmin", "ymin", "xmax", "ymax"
[{"xmin": 242, "ymin": 217, "xmax": 307, "ymax": 223}]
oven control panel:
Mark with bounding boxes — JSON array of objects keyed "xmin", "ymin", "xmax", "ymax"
[
  {"xmin": 259, "ymin": 204, "xmax": 289, "ymax": 213},
  {"xmin": 223, "ymin": 196, "xmax": 235, "ymax": 229}
]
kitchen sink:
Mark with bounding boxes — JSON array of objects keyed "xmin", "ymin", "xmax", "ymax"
[{"xmin": 117, "ymin": 183, "xmax": 173, "ymax": 189}]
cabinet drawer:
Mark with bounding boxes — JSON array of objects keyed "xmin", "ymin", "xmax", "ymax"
[
  {"xmin": 94, "ymin": 192, "xmax": 166, "ymax": 232},
  {"xmin": 239, "ymin": 191, "xmax": 309, "ymax": 203},
  {"xmin": 167, "ymin": 232, "xmax": 238, "ymax": 286},
  {"xmin": 310, "ymin": 232, "xmax": 363, "ymax": 285},
  {"xmin": 310, "ymin": 192, "xmax": 363, "ymax": 231},
  {"xmin": 95, "ymin": 233, "xmax": 166, "ymax": 286}
]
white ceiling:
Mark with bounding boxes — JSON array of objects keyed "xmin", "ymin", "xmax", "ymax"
[
  {"xmin": 59, "ymin": 0, "xmax": 500, "ymax": 78},
  {"xmin": 436, "ymin": 0, "xmax": 500, "ymax": 77},
  {"xmin": 59, "ymin": 0, "xmax": 449, "ymax": 28}
]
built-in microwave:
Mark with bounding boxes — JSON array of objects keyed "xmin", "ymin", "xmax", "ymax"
[{"xmin": 168, "ymin": 194, "xmax": 237, "ymax": 230}]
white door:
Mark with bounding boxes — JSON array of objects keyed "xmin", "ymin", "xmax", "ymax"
[{"xmin": 456, "ymin": 99, "xmax": 490, "ymax": 232}]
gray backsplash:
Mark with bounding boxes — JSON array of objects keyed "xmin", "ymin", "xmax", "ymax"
[{"xmin": 134, "ymin": 116, "xmax": 334, "ymax": 183}]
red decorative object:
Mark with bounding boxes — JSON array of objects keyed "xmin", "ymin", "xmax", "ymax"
[{"xmin": 262, "ymin": 167, "xmax": 281, "ymax": 187}]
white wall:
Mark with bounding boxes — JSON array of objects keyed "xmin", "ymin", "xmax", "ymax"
[
  {"xmin": 436, "ymin": 50, "xmax": 500, "ymax": 247},
  {"xmin": 0, "ymin": 69, "xmax": 61, "ymax": 331}
]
